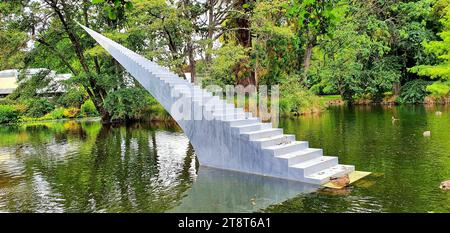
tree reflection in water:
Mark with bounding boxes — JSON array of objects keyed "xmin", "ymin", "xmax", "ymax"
[{"xmin": 0, "ymin": 120, "xmax": 196, "ymax": 212}]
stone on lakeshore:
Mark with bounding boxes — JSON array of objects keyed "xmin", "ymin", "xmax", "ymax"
[
  {"xmin": 329, "ymin": 174, "xmax": 350, "ymax": 187},
  {"xmin": 440, "ymin": 180, "xmax": 450, "ymax": 190}
]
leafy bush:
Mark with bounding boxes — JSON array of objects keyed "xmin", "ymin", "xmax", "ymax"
[
  {"xmin": 201, "ymin": 43, "xmax": 249, "ymax": 86},
  {"xmin": 426, "ymin": 81, "xmax": 450, "ymax": 97},
  {"xmin": 395, "ymin": 96, "xmax": 403, "ymax": 105},
  {"xmin": 13, "ymin": 104, "xmax": 27, "ymax": 114},
  {"xmin": 56, "ymin": 87, "xmax": 87, "ymax": 108},
  {"xmin": 63, "ymin": 107, "xmax": 80, "ymax": 118},
  {"xmin": 0, "ymin": 98, "xmax": 16, "ymax": 105},
  {"xmin": 280, "ymin": 80, "xmax": 323, "ymax": 115},
  {"xmin": 46, "ymin": 108, "xmax": 65, "ymax": 119},
  {"xmin": 143, "ymin": 96, "xmax": 170, "ymax": 121},
  {"xmin": 24, "ymin": 98, "xmax": 55, "ymax": 117},
  {"xmin": 80, "ymin": 99, "xmax": 99, "ymax": 117},
  {"xmin": 399, "ymin": 79, "xmax": 433, "ymax": 104},
  {"xmin": 29, "ymin": 107, "xmax": 78, "ymax": 121},
  {"xmin": 103, "ymin": 88, "xmax": 151, "ymax": 121},
  {"xmin": 0, "ymin": 105, "xmax": 20, "ymax": 124}
]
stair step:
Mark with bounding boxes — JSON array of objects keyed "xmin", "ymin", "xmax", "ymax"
[
  {"xmin": 200, "ymin": 95, "xmax": 220, "ymax": 103},
  {"xmin": 183, "ymin": 92, "xmax": 214, "ymax": 98},
  {"xmin": 157, "ymin": 73, "xmax": 179, "ymax": 78},
  {"xmin": 210, "ymin": 107, "xmax": 244, "ymax": 114},
  {"xmin": 172, "ymin": 85, "xmax": 200, "ymax": 91},
  {"xmin": 188, "ymin": 95, "xmax": 214, "ymax": 101},
  {"xmin": 252, "ymin": 134, "xmax": 295, "ymax": 147},
  {"xmin": 172, "ymin": 85, "xmax": 203, "ymax": 91},
  {"xmin": 290, "ymin": 156, "xmax": 338, "ymax": 176},
  {"xmin": 276, "ymin": 148, "xmax": 323, "ymax": 165},
  {"xmin": 304, "ymin": 165, "xmax": 355, "ymax": 185},
  {"xmin": 148, "ymin": 69, "xmax": 173, "ymax": 74},
  {"xmin": 203, "ymin": 99, "xmax": 233, "ymax": 109},
  {"xmin": 214, "ymin": 112, "xmax": 246, "ymax": 120},
  {"xmin": 225, "ymin": 118, "xmax": 260, "ymax": 127},
  {"xmin": 263, "ymin": 141, "xmax": 309, "ymax": 156},
  {"xmin": 242, "ymin": 128, "xmax": 283, "ymax": 140},
  {"xmin": 203, "ymin": 106, "xmax": 235, "ymax": 114},
  {"xmin": 161, "ymin": 77, "xmax": 187, "ymax": 83},
  {"xmin": 173, "ymin": 88, "xmax": 208, "ymax": 95},
  {"xmin": 232, "ymin": 123, "xmax": 272, "ymax": 133},
  {"xmin": 167, "ymin": 81, "xmax": 192, "ymax": 87}
]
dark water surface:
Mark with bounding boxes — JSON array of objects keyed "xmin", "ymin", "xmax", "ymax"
[{"xmin": 0, "ymin": 105, "xmax": 449, "ymax": 212}]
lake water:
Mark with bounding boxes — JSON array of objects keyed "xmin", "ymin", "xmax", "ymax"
[{"xmin": 0, "ymin": 105, "xmax": 449, "ymax": 212}]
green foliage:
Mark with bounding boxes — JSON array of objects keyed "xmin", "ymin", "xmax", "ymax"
[
  {"xmin": 103, "ymin": 88, "xmax": 150, "ymax": 121},
  {"xmin": 426, "ymin": 81, "xmax": 450, "ymax": 97},
  {"xmin": 2, "ymin": 0, "xmax": 450, "ymax": 124},
  {"xmin": 144, "ymin": 96, "xmax": 171, "ymax": 121},
  {"xmin": 410, "ymin": 9, "xmax": 450, "ymax": 80},
  {"xmin": 203, "ymin": 43, "xmax": 249, "ymax": 86},
  {"xmin": 0, "ymin": 98, "xmax": 16, "ymax": 105},
  {"xmin": 8, "ymin": 70, "xmax": 54, "ymax": 100},
  {"xmin": 22, "ymin": 107, "xmax": 84, "ymax": 122},
  {"xmin": 24, "ymin": 98, "xmax": 55, "ymax": 118},
  {"xmin": 308, "ymin": 0, "xmax": 434, "ymax": 103},
  {"xmin": 92, "ymin": 0, "xmax": 133, "ymax": 22},
  {"xmin": 80, "ymin": 99, "xmax": 99, "ymax": 117},
  {"xmin": 63, "ymin": 108, "xmax": 81, "ymax": 118},
  {"xmin": 0, "ymin": 2, "xmax": 27, "ymax": 70},
  {"xmin": 56, "ymin": 87, "xmax": 87, "ymax": 108},
  {"xmin": 47, "ymin": 108, "xmax": 65, "ymax": 120},
  {"xmin": 286, "ymin": 0, "xmax": 343, "ymax": 37},
  {"xmin": 279, "ymin": 76, "xmax": 323, "ymax": 115},
  {"xmin": 131, "ymin": 0, "xmax": 194, "ymax": 71},
  {"xmin": 251, "ymin": 0, "xmax": 298, "ymax": 85},
  {"xmin": 0, "ymin": 105, "xmax": 20, "ymax": 124},
  {"xmin": 399, "ymin": 79, "xmax": 433, "ymax": 104},
  {"xmin": 361, "ymin": 57, "xmax": 402, "ymax": 102}
]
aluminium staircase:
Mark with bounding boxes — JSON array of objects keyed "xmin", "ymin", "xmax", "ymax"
[{"xmin": 79, "ymin": 23, "xmax": 355, "ymax": 185}]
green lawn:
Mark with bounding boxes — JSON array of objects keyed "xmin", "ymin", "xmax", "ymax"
[{"xmin": 319, "ymin": 95, "xmax": 342, "ymax": 105}]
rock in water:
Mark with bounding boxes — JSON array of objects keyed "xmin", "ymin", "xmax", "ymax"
[
  {"xmin": 435, "ymin": 111, "xmax": 442, "ymax": 116},
  {"xmin": 440, "ymin": 180, "xmax": 450, "ymax": 190},
  {"xmin": 423, "ymin": 131, "xmax": 431, "ymax": 137},
  {"xmin": 330, "ymin": 174, "xmax": 350, "ymax": 187}
]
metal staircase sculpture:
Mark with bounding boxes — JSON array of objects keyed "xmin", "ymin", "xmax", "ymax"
[{"xmin": 79, "ymin": 23, "xmax": 355, "ymax": 185}]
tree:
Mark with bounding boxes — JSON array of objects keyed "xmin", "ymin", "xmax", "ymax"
[
  {"xmin": 0, "ymin": 1, "xmax": 27, "ymax": 70},
  {"xmin": 287, "ymin": 0, "xmax": 343, "ymax": 80},
  {"xmin": 24, "ymin": 0, "xmax": 111, "ymax": 121},
  {"xmin": 3, "ymin": 0, "xmax": 153, "ymax": 122},
  {"xmin": 203, "ymin": 0, "xmax": 234, "ymax": 63},
  {"xmin": 130, "ymin": 0, "xmax": 195, "ymax": 77},
  {"xmin": 306, "ymin": 0, "xmax": 438, "ymax": 102},
  {"xmin": 409, "ymin": 1, "xmax": 450, "ymax": 99},
  {"xmin": 250, "ymin": 0, "xmax": 298, "ymax": 86},
  {"xmin": 410, "ymin": 7, "xmax": 450, "ymax": 80}
]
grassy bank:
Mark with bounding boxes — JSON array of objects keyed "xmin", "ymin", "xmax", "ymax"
[{"xmin": 0, "ymin": 97, "xmax": 172, "ymax": 125}]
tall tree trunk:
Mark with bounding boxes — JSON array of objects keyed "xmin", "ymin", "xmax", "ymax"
[
  {"xmin": 205, "ymin": 0, "xmax": 214, "ymax": 63},
  {"xmin": 301, "ymin": 36, "xmax": 316, "ymax": 84},
  {"xmin": 82, "ymin": 0, "xmax": 90, "ymax": 27},
  {"xmin": 49, "ymin": 0, "xmax": 110, "ymax": 122},
  {"xmin": 187, "ymin": 41, "xmax": 196, "ymax": 83},
  {"xmin": 303, "ymin": 42, "xmax": 314, "ymax": 73},
  {"xmin": 392, "ymin": 82, "xmax": 400, "ymax": 96},
  {"xmin": 234, "ymin": 0, "xmax": 255, "ymax": 86}
]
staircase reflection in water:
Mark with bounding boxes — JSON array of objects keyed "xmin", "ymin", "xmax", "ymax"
[{"xmin": 171, "ymin": 166, "xmax": 319, "ymax": 213}]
